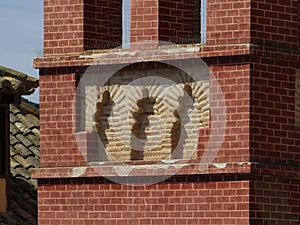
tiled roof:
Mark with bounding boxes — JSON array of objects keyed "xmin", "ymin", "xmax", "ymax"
[
  {"xmin": 0, "ymin": 66, "xmax": 39, "ymax": 95},
  {"xmin": 0, "ymin": 100, "xmax": 39, "ymax": 225}
]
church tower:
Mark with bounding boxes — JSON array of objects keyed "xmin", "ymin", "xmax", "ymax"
[{"xmin": 34, "ymin": 0, "xmax": 300, "ymax": 224}]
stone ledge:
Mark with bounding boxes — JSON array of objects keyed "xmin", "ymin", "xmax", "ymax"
[
  {"xmin": 33, "ymin": 44, "xmax": 251, "ymax": 69},
  {"xmin": 32, "ymin": 161, "xmax": 300, "ymax": 179},
  {"xmin": 32, "ymin": 161, "xmax": 252, "ymax": 179}
]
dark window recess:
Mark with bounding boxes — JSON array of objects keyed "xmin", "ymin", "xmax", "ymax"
[
  {"xmin": 159, "ymin": 0, "xmax": 202, "ymax": 44},
  {"xmin": 84, "ymin": 0, "xmax": 123, "ymax": 50},
  {"xmin": 0, "ymin": 94, "xmax": 17, "ymax": 104}
]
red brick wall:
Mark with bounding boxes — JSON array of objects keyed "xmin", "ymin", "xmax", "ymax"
[
  {"xmin": 37, "ymin": 173, "xmax": 300, "ymax": 224},
  {"xmin": 130, "ymin": 0, "xmax": 252, "ymax": 46},
  {"xmin": 206, "ymin": 58, "xmax": 251, "ymax": 164},
  {"xmin": 38, "ymin": 175, "xmax": 250, "ymax": 225},
  {"xmin": 250, "ymin": 174, "xmax": 300, "ymax": 225},
  {"xmin": 251, "ymin": 0, "xmax": 298, "ymax": 49},
  {"xmin": 38, "ymin": 60, "xmax": 251, "ymax": 168},
  {"xmin": 298, "ymin": 0, "xmax": 300, "ymax": 50},
  {"xmin": 250, "ymin": 50, "xmax": 300, "ymax": 167},
  {"xmin": 130, "ymin": 0, "xmax": 159, "ymax": 46},
  {"xmin": 44, "ymin": 0, "xmax": 84, "ymax": 55},
  {"xmin": 43, "ymin": 0, "xmax": 252, "ymax": 55},
  {"xmin": 249, "ymin": 8, "xmax": 300, "ymax": 225},
  {"xmin": 138, "ymin": 0, "xmax": 252, "ymax": 46},
  {"xmin": 37, "ymin": 0, "xmax": 300, "ymax": 224},
  {"xmin": 206, "ymin": 0, "xmax": 251, "ymax": 46},
  {"xmin": 39, "ymin": 68, "xmax": 86, "ymax": 167},
  {"xmin": 44, "ymin": 0, "xmax": 123, "ymax": 55}
]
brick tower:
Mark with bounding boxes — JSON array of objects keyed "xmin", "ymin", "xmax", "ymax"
[{"xmin": 34, "ymin": 0, "xmax": 300, "ymax": 224}]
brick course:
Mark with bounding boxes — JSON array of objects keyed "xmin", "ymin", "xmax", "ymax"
[{"xmin": 38, "ymin": 175, "xmax": 251, "ymax": 225}]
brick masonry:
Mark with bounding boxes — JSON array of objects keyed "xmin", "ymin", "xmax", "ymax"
[
  {"xmin": 37, "ymin": 175, "xmax": 251, "ymax": 225},
  {"xmin": 131, "ymin": 0, "xmax": 159, "ymax": 45},
  {"xmin": 82, "ymin": 66, "xmax": 210, "ymax": 162},
  {"xmin": 34, "ymin": 0, "xmax": 300, "ymax": 224},
  {"xmin": 44, "ymin": 0, "xmax": 84, "ymax": 55}
]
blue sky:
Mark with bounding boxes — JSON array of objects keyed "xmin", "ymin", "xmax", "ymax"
[{"xmin": 0, "ymin": 1, "xmax": 43, "ymax": 103}]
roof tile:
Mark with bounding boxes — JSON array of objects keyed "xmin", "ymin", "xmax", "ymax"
[
  {"xmin": 14, "ymin": 122, "xmax": 32, "ymax": 136},
  {"xmin": 15, "ymin": 134, "xmax": 34, "ymax": 148},
  {"xmin": 0, "ymin": 67, "xmax": 39, "ymax": 225},
  {"xmin": 10, "ymin": 134, "xmax": 20, "ymax": 146},
  {"xmin": 1, "ymin": 99, "xmax": 40, "ymax": 225},
  {"xmin": 12, "ymin": 144, "xmax": 33, "ymax": 159},
  {"xmin": 24, "ymin": 134, "xmax": 39, "ymax": 148},
  {"xmin": 13, "ymin": 155, "xmax": 33, "ymax": 170},
  {"xmin": 0, "ymin": 66, "xmax": 38, "ymax": 95}
]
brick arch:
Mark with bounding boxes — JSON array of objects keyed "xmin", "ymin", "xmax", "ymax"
[
  {"xmin": 83, "ymin": 62, "xmax": 209, "ymax": 162},
  {"xmin": 104, "ymin": 84, "xmax": 170, "ymax": 161}
]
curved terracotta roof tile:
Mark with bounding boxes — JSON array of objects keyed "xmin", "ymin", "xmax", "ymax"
[
  {"xmin": 0, "ymin": 66, "xmax": 39, "ymax": 95},
  {"xmin": 0, "ymin": 100, "xmax": 40, "ymax": 225},
  {"xmin": 0, "ymin": 63, "xmax": 40, "ymax": 225}
]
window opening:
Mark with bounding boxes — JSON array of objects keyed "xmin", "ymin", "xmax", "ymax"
[
  {"xmin": 122, "ymin": 0, "xmax": 130, "ymax": 48},
  {"xmin": 84, "ymin": 0, "xmax": 123, "ymax": 50},
  {"xmin": 159, "ymin": 0, "xmax": 206, "ymax": 44}
]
